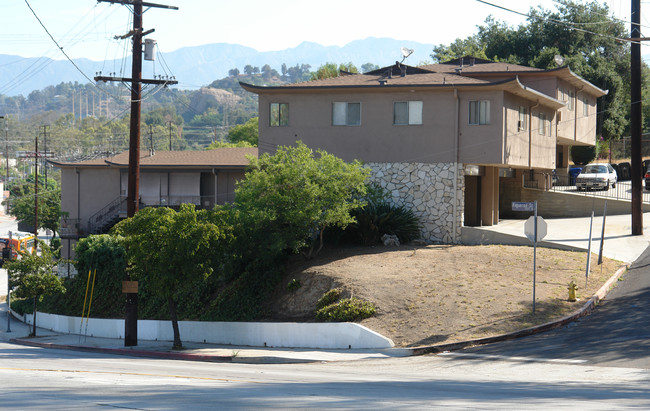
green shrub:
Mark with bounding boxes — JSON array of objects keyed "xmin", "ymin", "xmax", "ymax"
[
  {"xmin": 287, "ymin": 278, "xmax": 301, "ymax": 292},
  {"xmin": 346, "ymin": 185, "xmax": 421, "ymax": 245},
  {"xmin": 316, "ymin": 297, "xmax": 376, "ymax": 322},
  {"xmin": 316, "ymin": 288, "xmax": 342, "ymax": 310},
  {"xmin": 570, "ymin": 145, "xmax": 597, "ymax": 166},
  {"xmin": 10, "ymin": 298, "xmax": 33, "ymax": 315}
]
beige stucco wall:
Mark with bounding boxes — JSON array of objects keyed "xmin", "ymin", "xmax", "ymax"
[
  {"xmin": 259, "ymin": 90, "xmax": 458, "ymax": 163},
  {"xmin": 60, "ymin": 167, "xmax": 121, "ymax": 223}
]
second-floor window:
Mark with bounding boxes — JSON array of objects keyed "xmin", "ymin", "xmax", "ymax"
[
  {"xmin": 469, "ymin": 100, "xmax": 490, "ymax": 125},
  {"xmin": 394, "ymin": 101, "xmax": 423, "ymax": 125},
  {"xmin": 568, "ymin": 90, "xmax": 575, "ymax": 111},
  {"xmin": 582, "ymin": 95, "xmax": 589, "ymax": 116},
  {"xmin": 332, "ymin": 102, "xmax": 361, "ymax": 126},
  {"xmin": 518, "ymin": 106, "xmax": 528, "ymax": 131},
  {"xmin": 270, "ymin": 103, "xmax": 289, "ymax": 126}
]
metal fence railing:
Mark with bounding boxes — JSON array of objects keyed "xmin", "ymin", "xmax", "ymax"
[{"xmin": 523, "ymin": 170, "xmax": 650, "ymax": 204}]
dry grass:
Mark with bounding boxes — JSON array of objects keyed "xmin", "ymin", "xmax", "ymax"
[{"xmin": 267, "ymin": 244, "xmax": 625, "ymax": 347}]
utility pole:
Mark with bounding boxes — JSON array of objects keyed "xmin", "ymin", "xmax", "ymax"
[
  {"xmin": 168, "ymin": 121, "xmax": 173, "ymax": 151},
  {"xmin": 95, "ymin": 0, "xmax": 178, "ymax": 217},
  {"xmin": 95, "ymin": 0, "xmax": 178, "ymax": 348},
  {"xmin": 631, "ymin": 0, "xmax": 643, "ymax": 235},
  {"xmin": 41, "ymin": 125, "xmax": 48, "ymax": 186},
  {"xmin": 149, "ymin": 124, "xmax": 154, "ymax": 155},
  {"xmin": 34, "ymin": 131, "xmax": 39, "ymax": 242},
  {"xmin": 0, "ymin": 115, "xmax": 7, "ymax": 183}
]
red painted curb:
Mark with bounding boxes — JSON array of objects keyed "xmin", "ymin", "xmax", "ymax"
[{"xmin": 9, "ymin": 338, "xmax": 234, "ymax": 363}]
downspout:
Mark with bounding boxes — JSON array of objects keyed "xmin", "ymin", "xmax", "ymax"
[
  {"xmin": 212, "ymin": 168, "xmax": 217, "ymax": 206},
  {"xmin": 528, "ymin": 100, "xmax": 539, "ymax": 168},
  {"xmin": 75, "ymin": 168, "xmax": 80, "ymax": 221},
  {"xmin": 453, "ymin": 88, "xmax": 459, "ymax": 243}
]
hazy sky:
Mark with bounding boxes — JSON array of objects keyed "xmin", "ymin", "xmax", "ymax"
[{"xmin": 0, "ymin": 0, "xmax": 633, "ymax": 63}]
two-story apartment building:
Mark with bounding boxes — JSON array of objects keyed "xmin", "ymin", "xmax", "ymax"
[
  {"xmin": 241, "ymin": 57, "xmax": 606, "ymax": 244},
  {"xmin": 52, "ymin": 147, "xmax": 257, "ymax": 259}
]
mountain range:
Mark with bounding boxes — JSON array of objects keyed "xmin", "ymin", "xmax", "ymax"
[{"xmin": 0, "ymin": 37, "xmax": 435, "ymax": 97}]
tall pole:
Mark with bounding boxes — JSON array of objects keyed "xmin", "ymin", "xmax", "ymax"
[
  {"xmin": 34, "ymin": 131, "xmax": 38, "ymax": 242},
  {"xmin": 96, "ymin": 0, "xmax": 178, "ymax": 349},
  {"xmin": 43, "ymin": 125, "xmax": 48, "ymax": 185},
  {"xmin": 631, "ymin": 0, "xmax": 643, "ymax": 235},
  {"xmin": 6, "ymin": 116, "xmax": 9, "ymax": 184},
  {"xmin": 127, "ymin": 0, "xmax": 143, "ymax": 218},
  {"xmin": 168, "ymin": 121, "xmax": 172, "ymax": 151}
]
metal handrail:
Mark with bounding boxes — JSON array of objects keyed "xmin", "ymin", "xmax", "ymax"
[{"xmin": 87, "ymin": 196, "xmax": 127, "ymax": 234}]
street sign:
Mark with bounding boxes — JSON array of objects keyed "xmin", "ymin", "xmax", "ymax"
[
  {"xmin": 524, "ymin": 216, "xmax": 547, "ymax": 242},
  {"xmin": 512, "ymin": 201, "xmax": 535, "ymax": 212}
]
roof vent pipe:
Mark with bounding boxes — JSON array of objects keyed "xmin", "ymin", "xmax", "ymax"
[
  {"xmin": 401, "ymin": 65, "xmax": 406, "ymax": 77},
  {"xmin": 460, "ymin": 57, "xmax": 464, "ymax": 67}
]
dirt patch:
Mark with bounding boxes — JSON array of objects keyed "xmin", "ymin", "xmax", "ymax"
[{"xmin": 264, "ymin": 244, "xmax": 625, "ymax": 347}]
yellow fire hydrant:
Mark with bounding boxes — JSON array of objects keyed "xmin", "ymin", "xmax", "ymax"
[{"xmin": 568, "ymin": 281, "xmax": 578, "ymax": 302}]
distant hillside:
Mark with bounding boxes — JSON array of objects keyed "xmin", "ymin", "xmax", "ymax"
[{"xmin": 0, "ymin": 37, "xmax": 434, "ymax": 97}]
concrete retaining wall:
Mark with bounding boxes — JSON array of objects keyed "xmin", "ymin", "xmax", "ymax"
[
  {"xmin": 500, "ymin": 178, "xmax": 650, "ymax": 218},
  {"xmin": 18, "ymin": 311, "xmax": 394, "ymax": 349}
]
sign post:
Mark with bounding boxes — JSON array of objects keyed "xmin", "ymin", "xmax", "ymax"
[{"xmin": 516, "ymin": 201, "xmax": 547, "ymax": 313}]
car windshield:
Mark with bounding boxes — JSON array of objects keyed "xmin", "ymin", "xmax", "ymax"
[{"xmin": 583, "ymin": 165, "xmax": 607, "ymax": 174}]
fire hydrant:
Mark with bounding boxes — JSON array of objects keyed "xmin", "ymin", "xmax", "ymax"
[{"xmin": 568, "ymin": 281, "xmax": 578, "ymax": 302}]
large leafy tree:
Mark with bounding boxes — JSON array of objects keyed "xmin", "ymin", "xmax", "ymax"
[
  {"xmin": 235, "ymin": 142, "xmax": 369, "ymax": 258},
  {"xmin": 5, "ymin": 176, "xmax": 61, "ymax": 238},
  {"xmin": 431, "ymin": 0, "xmax": 630, "ymax": 139},
  {"xmin": 113, "ymin": 204, "xmax": 228, "ymax": 349},
  {"xmin": 6, "ymin": 241, "xmax": 64, "ymax": 336},
  {"xmin": 226, "ymin": 116, "xmax": 258, "ymax": 146}
]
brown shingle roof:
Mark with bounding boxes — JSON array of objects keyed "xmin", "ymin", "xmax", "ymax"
[
  {"xmin": 49, "ymin": 148, "xmax": 258, "ymax": 169},
  {"xmin": 242, "ymin": 71, "xmax": 491, "ymax": 92},
  {"xmin": 421, "ymin": 62, "xmax": 543, "ymax": 74}
]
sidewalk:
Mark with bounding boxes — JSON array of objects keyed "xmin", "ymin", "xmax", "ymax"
[
  {"xmin": 463, "ymin": 212, "xmax": 650, "ymax": 264},
  {"xmin": 0, "ymin": 304, "xmax": 411, "ymax": 364}
]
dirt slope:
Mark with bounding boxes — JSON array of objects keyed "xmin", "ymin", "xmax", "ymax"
[{"xmin": 264, "ymin": 244, "xmax": 624, "ymax": 347}]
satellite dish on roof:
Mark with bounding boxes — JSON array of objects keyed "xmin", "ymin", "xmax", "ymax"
[
  {"xmin": 400, "ymin": 47, "xmax": 414, "ymax": 62},
  {"xmin": 554, "ymin": 54, "xmax": 565, "ymax": 67}
]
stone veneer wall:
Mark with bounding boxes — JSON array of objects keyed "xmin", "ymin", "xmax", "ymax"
[{"xmin": 366, "ymin": 162, "xmax": 464, "ymax": 244}]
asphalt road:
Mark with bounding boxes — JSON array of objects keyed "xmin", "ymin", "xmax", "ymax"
[
  {"xmin": 461, "ymin": 244, "xmax": 650, "ymax": 369},
  {"xmin": 1, "ymin": 341, "xmax": 648, "ymax": 409}
]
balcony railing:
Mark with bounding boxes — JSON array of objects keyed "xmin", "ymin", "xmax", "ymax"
[{"xmin": 59, "ymin": 217, "xmax": 84, "ymax": 239}]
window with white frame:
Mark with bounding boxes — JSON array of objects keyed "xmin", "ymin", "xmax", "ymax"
[
  {"xmin": 518, "ymin": 106, "xmax": 528, "ymax": 131},
  {"xmin": 332, "ymin": 102, "xmax": 361, "ymax": 126},
  {"xmin": 394, "ymin": 101, "xmax": 423, "ymax": 125},
  {"xmin": 568, "ymin": 90, "xmax": 575, "ymax": 111},
  {"xmin": 270, "ymin": 103, "xmax": 289, "ymax": 126},
  {"xmin": 582, "ymin": 95, "xmax": 589, "ymax": 116},
  {"xmin": 469, "ymin": 100, "xmax": 490, "ymax": 125}
]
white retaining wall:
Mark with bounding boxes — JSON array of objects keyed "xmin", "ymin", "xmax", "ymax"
[
  {"xmin": 366, "ymin": 162, "xmax": 464, "ymax": 243},
  {"xmin": 18, "ymin": 311, "xmax": 394, "ymax": 349}
]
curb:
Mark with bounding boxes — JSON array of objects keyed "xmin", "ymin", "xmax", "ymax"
[
  {"xmin": 8, "ymin": 338, "xmax": 319, "ymax": 364},
  {"xmin": 410, "ymin": 264, "xmax": 629, "ymax": 356}
]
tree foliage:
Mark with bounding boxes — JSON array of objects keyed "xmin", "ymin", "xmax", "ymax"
[
  {"xmin": 430, "ymin": 0, "xmax": 630, "ymax": 139},
  {"xmin": 235, "ymin": 142, "xmax": 369, "ymax": 257},
  {"xmin": 226, "ymin": 116, "xmax": 258, "ymax": 146},
  {"xmin": 6, "ymin": 241, "xmax": 64, "ymax": 336},
  {"xmin": 112, "ymin": 204, "xmax": 229, "ymax": 348},
  {"xmin": 5, "ymin": 175, "xmax": 61, "ymax": 237}
]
